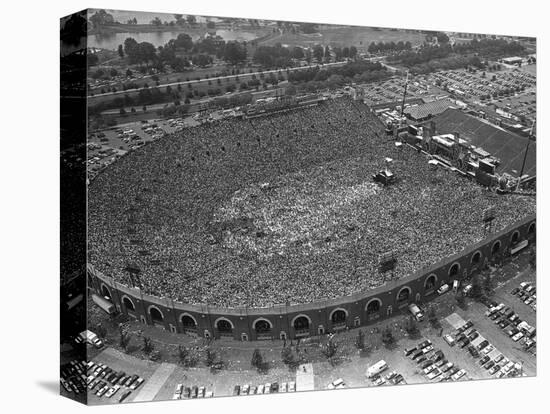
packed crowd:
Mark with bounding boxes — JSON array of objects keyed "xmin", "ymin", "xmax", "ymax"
[{"xmin": 88, "ymin": 97, "xmax": 535, "ymax": 308}]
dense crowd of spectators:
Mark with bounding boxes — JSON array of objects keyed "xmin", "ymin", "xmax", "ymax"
[{"xmin": 88, "ymin": 97, "xmax": 535, "ymax": 308}]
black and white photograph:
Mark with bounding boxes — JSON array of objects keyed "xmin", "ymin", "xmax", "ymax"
[
  {"xmin": 57, "ymin": 5, "xmax": 542, "ymax": 406},
  {"xmin": 1, "ymin": 1, "xmax": 548, "ymax": 413}
]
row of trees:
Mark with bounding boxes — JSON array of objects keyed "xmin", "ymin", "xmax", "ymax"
[
  {"xmin": 388, "ymin": 38, "xmax": 526, "ymax": 74},
  {"xmin": 368, "ymin": 41, "xmax": 412, "ymax": 54},
  {"xmin": 288, "ymin": 61, "xmax": 388, "ymax": 85}
]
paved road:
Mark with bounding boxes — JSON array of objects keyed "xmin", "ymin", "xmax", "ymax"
[
  {"xmin": 296, "ymin": 363, "xmax": 314, "ymax": 391},
  {"xmin": 90, "ymin": 61, "xmax": 347, "ymax": 99},
  {"xmin": 132, "ymin": 363, "xmax": 176, "ymax": 402}
]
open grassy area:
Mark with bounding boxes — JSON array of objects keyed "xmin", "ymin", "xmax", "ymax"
[{"xmin": 259, "ymin": 27, "xmax": 425, "ymax": 51}]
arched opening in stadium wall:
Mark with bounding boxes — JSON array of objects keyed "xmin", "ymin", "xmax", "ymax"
[
  {"xmin": 122, "ymin": 296, "xmax": 135, "ymax": 312},
  {"xmin": 181, "ymin": 315, "xmax": 197, "ymax": 331},
  {"xmin": 331, "ymin": 309, "xmax": 347, "ymax": 327},
  {"xmin": 511, "ymin": 231, "xmax": 520, "ymax": 245},
  {"xmin": 492, "ymin": 240, "xmax": 502, "ymax": 255},
  {"xmin": 472, "ymin": 251, "xmax": 482, "ymax": 265},
  {"xmin": 254, "ymin": 319, "xmax": 272, "ymax": 336},
  {"xmin": 149, "ymin": 307, "xmax": 163, "ymax": 323},
  {"xmin": 397, "ymin": 287, "xmax": 411, "ymax": 307},
  {"xmin": 528, "ymin": 222, "xmax": 536, "ymax": 235},
  {"xmin": 449, "ymin": 263, "xmax": 460, "ymax": 278},
  {"xmin": 425, "ymin": 275, "xmax": 437, "ymax": 293},
  {"xmin": 366, "ymin": 299, "xmax": 381, "ymax": 320},
  {"xmin": 216, "ymin": 319, "xmax": 233, "ymax": 334},
  {"xmin": 101, "ymin": 285, "xmax": 111, "ymax": 300},
  {"xmin": 293, "ymin": 316, "xmax": 310, "ymax": 334}
]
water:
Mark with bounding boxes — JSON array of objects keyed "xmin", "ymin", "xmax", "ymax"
[{"xmin": 89, "ymin": 29, "xmax": 259, "ymax": 51}]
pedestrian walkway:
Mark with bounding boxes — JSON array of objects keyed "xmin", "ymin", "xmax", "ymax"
[
  {"xmin": 132, "ymin": 363, "xmax": 176, "ymax": 402},
  {"xmin": 296, "ymin": 363, "xmax": 314, "ymax": 392}
]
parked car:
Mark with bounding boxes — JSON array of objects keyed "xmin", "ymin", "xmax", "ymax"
[
  {"xmin": 423, "ymin": 364, "xmax": 436, "ymax": 375},
  {"xmin": 484, "ymin": 361, "xmax": 495, "ymax": 370},
  {"xmin": 477, "ymin": 340, "xmax": 489, "ymax": 350},
  {"xmin": 405, "ymin": 346, "xmax": 417, "ymax": 356},
  {"xmin": 172, "ymin": 384, "xmax": 183, "ymax": 400},
  {"xmin": 479, "ymin": 356, "xmax": 490, "ymax": 366},
  {"xmin": 489, "ymin": 364, "xmax": 501, "ymax": 375},
  {"xmin": 119, "ymin": 390, "xmax": 132, "ymax": 403},
  {"xmin": 512, "ymin": 332, "xmax": 524, "ymax": 342},
  {"xmin": 437, "ymin": 284, "xmax": 450, "ymax": 295},
  {"xmin": 468, "ymin": 331, "xmax": 479, "ymax": 341},
  {"xmin": 106, "ymin": 385, "xmax": 121, "ymax": 398},
  {"xmin": 483, "ymin": 345, "xmax": 495, "ymax": 355},
  {"xmin": 452, "ymin": 369, "xmax": 466, "ymax": 381},
  {"xmin": 130, "ymin": 378, "xmax": 144, "ymax": 390},
  {"xmin": 459, "ymin": 338, "xmax": 471, "ymax": 348},
  {"xmin": 443, "ymin": 334, "xmax": 455, "ymax": 346}
]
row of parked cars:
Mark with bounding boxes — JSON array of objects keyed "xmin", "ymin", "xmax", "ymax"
[
  {"xmin": 86, "ymin": 361, "xmax": 144, "ymax": 403},
  {"xmin": 405, "ymin": 340, "xmax": 467, "ymax": 382},
  {"xmin": 446, "ymin": 320, "xmax": 522, "ymax": 379},
  {"xmin": 485, "ymin": 301, "xmax": 536, "ymax": 352},
  {"xmin": 60, "ymin": 360, "xmax": 88, "ymax": 396},
  {"xmin": 233, "ymin": 381, "xmax": 296, "ymax": 396},
  {"xmin": 173, "ymin": 384, "xmax": 214, "ymax": 399},
  {"xmin": 511, "ymin": 282, "xmax": 536, "ymax": 311}
]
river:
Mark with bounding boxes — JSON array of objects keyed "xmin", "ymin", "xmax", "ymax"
[{"xmin": 89, "ymin": 29, "xmax": 260, "ymax": 51}]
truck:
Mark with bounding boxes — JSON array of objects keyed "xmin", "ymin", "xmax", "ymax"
[
  {"xmin": 408, "ymin": 303, "xmax": 424, "ymax": 321},
  {"xmin": 366, "ymin": 360, "xmax": 388, "ymax": 378}
]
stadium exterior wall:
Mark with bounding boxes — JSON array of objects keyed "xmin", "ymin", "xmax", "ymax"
[{"xmin": 88, "ymin": 215, "xmax": 535, "ymax": 341}]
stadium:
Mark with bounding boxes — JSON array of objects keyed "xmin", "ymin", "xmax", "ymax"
[{"xmin": 88, "ymin": 97, "xmax": 536, "ymax": 341}]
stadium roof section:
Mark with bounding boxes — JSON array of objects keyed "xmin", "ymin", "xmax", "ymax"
[
  {"xmin": 404, "ymin": 98, "xmax": 455, "ymax": 121},
  {"xmin": 431, "ymin": 108, "xmax": 536, "ymax": 177}
]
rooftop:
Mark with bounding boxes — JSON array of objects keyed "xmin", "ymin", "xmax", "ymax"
[{"xmin": 430, "ymin": 108, "xmax": 536, "ymax": 177}]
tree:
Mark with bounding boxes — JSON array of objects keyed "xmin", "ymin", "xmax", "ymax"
[
  {"xmin": 89, "ymin": 9, "xmax": 115, "ymax": 28},
  {"xmin": 205, "ymin": 347, "xmax": 216, "ymax": 367},
  {"xmin": 483, "ymin": 273, "xmax": 495, "ymax": 297},
  {"xmin": 174, "ymin": 33, "xmax": 193, "ymax": 51},
  {"xmin": 142, "ymin": 336, "xmax": 154, "ymax": 354},
  {"xmin": 251, "ymin": 348, "xmax": 264, "ymax": 371},
  {"xmin": 313, "ymin": 45, "xmax": 324, "ymax": 62},
  {"xmin": 118, "ymin": 44, "xmax": 124, "ymax": 58},
  {"xmin": 405, "ymin": 316, "xmax": 419, "ymax": 336},
  {"xmin": 174, "ymin": 14, "xmax": 184, "ymax": 26},
  {"xmin": 324, "ymin": 46, "xmax": 331, "ymax": 62},
  {"xmin": 322, "ymin": 339, "xmax": 338, "ymax": 360},
  {"xmin": 281, "ymin": 346, "xmax": 296, "ymax": 369},
  {"xmin": 350, "ymin": 46, "xmax": 358, "ymax": 59},
  {"xmin": 455, "ymin": 293, "xmax": 467, "ymax": 309},
  {"xmin": 207, "ymin": 21, "xmax": 216, "ymax": 29},
  {"xmin": 471, "ymin": 274, "xmax": 484, "ymax": 299},
  {"xmin": 151, "ymin": 17, "xmax": 162, "ymax": 26},
  {"xmin": 186, "ymin": 15, "xmax": 196, "ymax": 25},
  {"xmin": 427, "ymin": 306, "xmax": 440, "ymax": 329},
  {"xmin": 381, "ymin": 326, "xmax": 395, "ymax": 347},
  {"xmin": 355, "ymin": 329, "xmax": 365, "ymax": 350},
  {"xmin": 177, "ymin": 345, "xmax": 196, "ymax": 367},
  {"xmin": 223, "ymin": 42, "xmax": 247, "ymax": 65},
  {"xmin": 291, "ymin": 46, "xmax": 304, "ymax": 59}
]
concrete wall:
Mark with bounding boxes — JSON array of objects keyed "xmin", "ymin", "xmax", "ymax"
[{"xmin": 88, "ymin": 215, "xmax": 535, "ymax": 341}]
